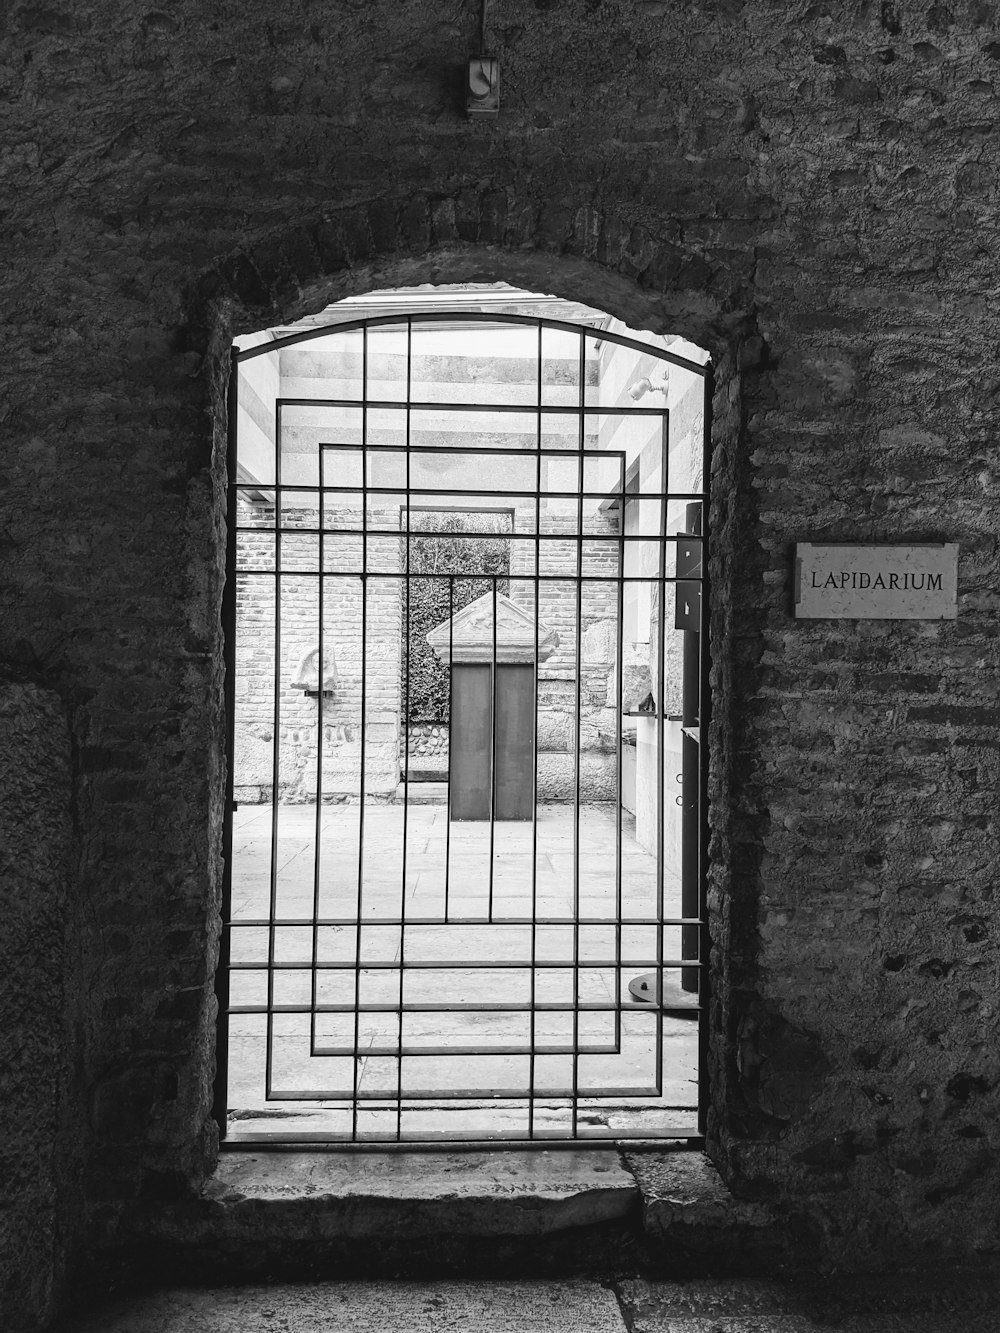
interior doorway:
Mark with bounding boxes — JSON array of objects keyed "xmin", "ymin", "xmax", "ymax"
[{"xmin": 218, "ymin": 285, "xmax": 712, "ymax": 1146}]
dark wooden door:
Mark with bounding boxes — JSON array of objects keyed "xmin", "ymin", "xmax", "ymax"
[
  {"xmin": 450, "ymin": 664, "xmax": 535, "ymax": 820},
  {"xmin": 494, "ymin": 664, "xmax": 534, "ymax": 820}
]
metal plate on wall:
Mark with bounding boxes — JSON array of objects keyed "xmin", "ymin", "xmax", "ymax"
[{"xmin": 794, "ymin": 542, "xmax": 959, "ymax": 620}]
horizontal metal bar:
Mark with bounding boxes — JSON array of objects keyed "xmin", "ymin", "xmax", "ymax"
[
  {"xmin": 310, "ymin": 1043, "xmax": 622, "ymax": 1058},
  {"xmin": 239, "ymin": 486, "xmax": 684, "ymax": 503},
  {"xmin": 234, "ymin": 569, "xmax": 704, "ymax": 582},
  {"xmin": 320, "ymin": 442, "xmax": 630, "ymax": 456},
  {"xmin": 221, "ymin": 1134, "xmax": 706, "ymax": 1152},
  {"xmin": 229, "ymin": 1001, "xmax": 702, "ymax": 1014},
  {"xmin": 229, "ymin": 957, "xmax": 703, "ymax": 971},
  {"xmin": 275, "ymin": 396, "xmax": 670, "ymax": 417},
  {"xmin": 234, "ymin": 310, "xmax": 709, "ymax": 377},
  {"xmin": 228, "ymin": 917, "xmax": 705, "ymax": 928},
  {"xmin": 267, "ymin": 1086, "xmax": 693, "ymax": 1102},
  {"xmin": 237, "ymin": 526, "xmax": 703, "ymax": 540}
]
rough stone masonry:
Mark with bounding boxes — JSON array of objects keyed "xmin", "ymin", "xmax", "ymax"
[{"xmin": 1, "ymin": 0, "xmax": 999, "ymax": 1328}]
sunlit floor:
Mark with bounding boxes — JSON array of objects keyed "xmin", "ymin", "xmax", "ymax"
[{"xmin": 225, "ymin": 802, "xmax": 699, "ymax": 1142}]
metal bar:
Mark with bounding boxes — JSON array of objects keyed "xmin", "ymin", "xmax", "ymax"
[
  {"xmin": 488, "ymin": 573, "xmax": 497, "ymax": 922},
  {"xmin": 655, "ymin": 410, "xmax": 668, "ymax": 1098},
  {"xmin": 680, "ymin": 497, "xmax": 702, "ymax": 995},
  {"xmin": 326, "ymin": 443, "xmax": 629, "ymax": 457},
  {"xmin": 444, "ymin": 575, "xmax": 454, "ymax": 925},
  {"xmin": 264, "ymin": 1083, "xmax": 682, "ymax": 1101},
  {"xmin": 222, "ymin": 1134, "xmax": 706, "ymax": 1153},
  {"xmin": 697, "ymin": 365, "xmax": 714, "ymax": 1138},
  {"xmin": 615, "ymin": 446, "xmax": 625, "ymax": 1054},
  {"xmin": 529, "ymin": 321, "xmax": 542, "ymax": 1141},
  {"xmin": 230, "ymin": 956, "xmax": 703, "ymax": 971},
  {"xmin": 231, "ymin": 999, "xmax": 704, "ymax": 1014},
  {"xmin": 309, "ymin": 448, "xmax": 326, "ymax": 1057},
  {"xmin": 264, "ymin": 398, "xmax": 283, "ymax": 1101},
  {"xmin": 273, "ymin": 395, "xmax": 684, "ymax": 417},
  {"xmin": 312, "ymin": 1043, "xmax": 624, "ymax": 1058},
  {"xmin": 213, "ymin": 348, "xmax": 240, "ymax": 1141},
  {"xmin": 230, "ymin": 915, "xmax": 704, "ymax": 927},
  {"xmin": 236, "ymin": 530, "xmax": 704, "ymax": 545},
  {"xmin": 273, "ymin": 485, "xmax": 681, "ymax": 501},
  {"xmin": 235, "ymin": 568, "xmax": 703, "ymax": 583},
  {"xmin": 235, "ymin": 311, "xmax": 710, "ymax": 377},
  {"xmin": 396, "ymin": 317, "xmax": 413, "ymax": 1140},
  {"xmin": 571, "ymin": 330, "xmax": 585, "ymax": 1138},
  {"xmin": 351, "ymin": 326, "xmax": 369, "ymax": 1141}
]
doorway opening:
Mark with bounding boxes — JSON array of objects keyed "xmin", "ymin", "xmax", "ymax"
[{"xmin": 218, "ymin": 285, "xmax": 712, "ymax": 1147}]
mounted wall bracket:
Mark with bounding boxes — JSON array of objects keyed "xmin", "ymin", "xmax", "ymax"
[{"xmin": 467, "ymin": 55, "xmax": 500, "ymax": 118}]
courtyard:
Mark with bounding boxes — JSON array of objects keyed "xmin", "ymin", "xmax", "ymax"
[{"xmin": 226, "ymin": 800, "xmax": 699, "ymax": 1142}]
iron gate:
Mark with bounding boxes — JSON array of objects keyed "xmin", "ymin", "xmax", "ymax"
[{"xmin": 218, "ymin": 309, "xmax": 711, "ymax": 1146}]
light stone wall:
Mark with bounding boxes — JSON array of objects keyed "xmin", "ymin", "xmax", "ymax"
[{"xmin": 233, "ymin": 330, "xmax": 639, "ymax": 803}]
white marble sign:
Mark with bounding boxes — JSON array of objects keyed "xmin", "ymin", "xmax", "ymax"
[{"xmin": 794, "ymin": 542, "xmax": 958, "ymax": 619}]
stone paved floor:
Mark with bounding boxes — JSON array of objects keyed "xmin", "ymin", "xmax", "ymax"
[
  {"xmin": 55, "ymin": 1277, "xmax": 1000, "ymax": 1332},
  {"xmin": 226, "ymin": 803, "xmax": 699, "ymax": 1141}
]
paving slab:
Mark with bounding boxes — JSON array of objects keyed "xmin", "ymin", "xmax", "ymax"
[
  {"xmin": 622, "ymin": 1320, "xmax": 1000, "ymax": 1333},
  {"xmin": 198, "ymin": 1149, "xmax": 639, "ymax": 1237},
  {"xmin": 56, "ymin": 1280, "xmax": 628, "ymax": 1333},
  {"xmin": 616, "ymin": 1276, "xmax": 1000, "ymax": 1332}
]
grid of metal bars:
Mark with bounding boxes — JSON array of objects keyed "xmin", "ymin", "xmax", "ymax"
[{"xmin": 217, "ymin": 312, "xmax": 711, "ymax": 1147}]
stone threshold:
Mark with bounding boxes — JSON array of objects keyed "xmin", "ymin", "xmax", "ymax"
[{"xmin": 113, "ymin": 1147, "xmax": 788, "ymax": 1283}]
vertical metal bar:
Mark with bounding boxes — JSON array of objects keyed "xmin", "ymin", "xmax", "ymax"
[
  {"xmin": 444, "ymin": 575, "xmax": 454, "ymax": 925},
  {"xmin": 654, "ymin": 409, "xmax": 668, "ymax": 1098},
  {"xmin": 680, "ymin": 497, "xmax": 701, "ymax": 994},
  {"xmin": 214, "ymin": 347, "xmax": 240, "ymax": 1140},
  {"xmin": 396, "ymin": 318, "xmax": 413, "ymax": 1139},
  {"xmin": 265, "ymin": 400, "xmax": 284, "ymax": 1104},
  {"xmin": 614, "ymin": 437, "xmax": 625, "ymax": 1053},
  {"xmin": 488, "ymin": 570, "xmax": 497, "ymax": 923},
  {"xmin": 351, "ymin": 328, "xmax": 369, "ymax": 1141},
  {"xmin": 697, "ymin": 364, "xmax": 714, "ymax": 1137},
  {"xmin": 310, "ymin": 446, "xmax": 326, "ymax": 1055},
  {"xmin": 571, "ymin": 331, "xmax": 585, "ymax": 1137},
  {"xmin": 529, "ymin": 321, "xmax": 542, "ymax": 1140}
]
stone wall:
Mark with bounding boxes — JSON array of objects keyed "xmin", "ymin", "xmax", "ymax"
[
  {"xmin": 231, "ymin": 331, "xmax": 637, "ymax": 804},
  {"xmin": 2, "ymin": 1, "xmax": 1000, "ymax": 1323},
  {"xmin": 0, "ymin": 678, "xmax": 78, "ymax": 1331}
]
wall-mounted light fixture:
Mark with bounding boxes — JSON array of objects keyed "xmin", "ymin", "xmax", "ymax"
[
  {"xmin": 628, "ymin": 371, "xmax": 669, "ymax": 401},
  {"xmin": 467, "ymin": 0, "xmax": 499, "ymax": 118}
]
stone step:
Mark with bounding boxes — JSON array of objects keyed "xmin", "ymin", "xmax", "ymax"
[
  {"xmin": 189, "ymin": 1149, "xmax": 639, "ymax": 1238},
  {"xmin": 395, "ymin": 781, "xmax": 449, "ymax": 803},
  {"xmin": 107, "ymin": 1151, "xmax": 793, "ymax": 1287}
]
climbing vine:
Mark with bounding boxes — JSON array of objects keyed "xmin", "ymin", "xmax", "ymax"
[{"xmin": 402, "ymin": 511, "xmax": 511, "ymax": 723}]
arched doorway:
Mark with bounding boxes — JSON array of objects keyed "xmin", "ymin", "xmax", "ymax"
[{"xmin": 217, "ymin": 285, "xmax": 712, "ymax": 1147}]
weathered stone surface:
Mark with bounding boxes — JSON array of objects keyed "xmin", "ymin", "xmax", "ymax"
[
  {"xmin": 0, "ymin": 678, "xmax": 78, "ymax": 1333},
  {"xmin": 536, "ymin": 752, "xmax": 617, "ymax": 802},
  {"xmin": 56, "ymin": 1281, "xmax": 628, "ymax": 1333},
  {"xmin": 54, "ymin": 1276, "xmax": 1000, "ymax": 1333},
  {"xmin": 617, "ymin": 1275, "xmax": 1000, "ymax": 1332},
  {"xmin": 624, "ymin": 1152, "xmax": 773, "ymax": 1239},
  {"xmin": 178, "ymin": 1149, "xmax": 638, "ymax": 1239}
]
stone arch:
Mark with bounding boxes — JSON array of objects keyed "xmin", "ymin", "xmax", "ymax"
[{"xmin": 192, "ymin": 186, "xmax": 769, "ymax": 1178}]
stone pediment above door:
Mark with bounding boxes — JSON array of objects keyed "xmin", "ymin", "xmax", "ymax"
[{"xmin": 426, "ymin": 592, "xmax": 559, "ymax": 665}]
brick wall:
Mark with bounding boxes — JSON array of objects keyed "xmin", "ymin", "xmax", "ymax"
[{"xmin": 2, "ymin": 1, "xmax": 1000, "ymax": 1320}]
